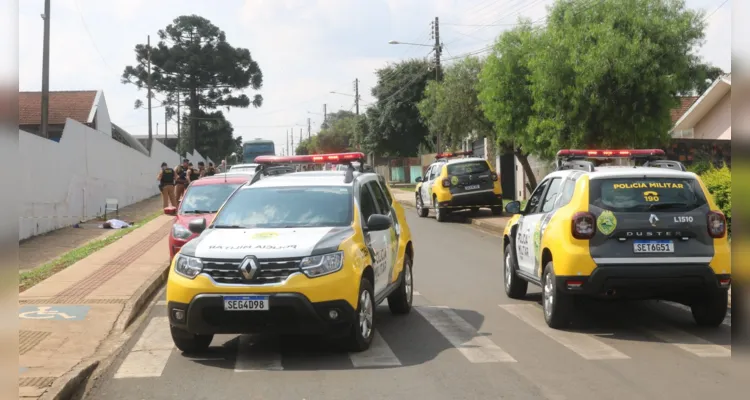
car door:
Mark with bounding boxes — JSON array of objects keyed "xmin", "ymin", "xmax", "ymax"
[
  {"xmin": 359, "ymin": 183, "xmax": 390, "ymax": 296},
  {"xmin": 420, "ymin": 165, "xmax": 436, "ymax": 206},
  {"xmin": 515, "ymin": 178, "xmax": 552, "ymax": 275},
  {"xmin": 425, "ymin": 163, "xmax": 443, "ymax": 206},
  {"xmin": 368, "ymin": 180, "xmax": 400, "ymax": 289}
]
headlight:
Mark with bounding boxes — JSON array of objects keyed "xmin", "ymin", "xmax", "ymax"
[
  {"xmin": 172, "ymin": 224, "xmax": 191, "ymax": 240},
  {"xmin": 174, "ymin": 254, "xmax": 203, "ymax": 279},
  {"xmin": 300, "ymin": 251, "xmax": 344, "ymax": 278}
]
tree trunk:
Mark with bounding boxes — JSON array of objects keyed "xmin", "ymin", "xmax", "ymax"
[
  {"xmin": 514, "ymin": 151, "xmax": 537, "ymax": 192},
  {"xmin": 190, "ymin": 86, "xmax": 199, "ymax": 151}
]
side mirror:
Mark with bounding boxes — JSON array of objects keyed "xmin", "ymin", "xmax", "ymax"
[
  {"xmin": 188, "ymin": 218, "xmax": 207, "ymax": 234},
  {"xmin": 366, "ymin": 214, "xmax": 392, "ymax": 232},
  {"xmin": 505, "ymin": 201, "xmax": 522, "ymax": 215},
  {"xmin": 415, "ymin": 176, "xmax": 422, "ymax": 183},
  {"xmin": 164, "ymin": 207, "xmax": 177, "ymax": 216}
]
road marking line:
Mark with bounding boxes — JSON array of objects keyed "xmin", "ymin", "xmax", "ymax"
[
  {"xmin": 639, "ymin": 323, "xmax": 731, "ymax": 357},
  {"xmin": 413, "ymin": 291, "xmax": 420, "ymax": 296},
  {"xmin": 234, "ymin": 335, "xmax": 283, "ymax": 371},
  {"xmin": 349, "ymin": 330, "xmax": 401, "ymax": 367},
  {"xmin": 416, "ymin": 306, "xmax": 516, "ymax": 363},
  {"xmin": 114, "ymin": 317, "xmax": 174, "ymax": 378},
  {"xmin": 499, "ymin": 304, "xmax": 630, "ymax": 360}
]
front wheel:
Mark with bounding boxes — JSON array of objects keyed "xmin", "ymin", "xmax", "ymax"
[
  {"xmin": 348, "ymin": 277, "xmax": 375, "ymax": 352},
  {"xmin": 416, "ymin": 195, "xmax": 429, "ymax": 218},
  {"xmin": 388, "ymin": 253, "xmax": 413, "ymax": 314},
  {"xmin": 170, "ymin": 326, "xmax": 213, "ymax": 354},
  {"xmin": 691, "ymin": 290, "xmax": 728, "ymax": 327},
  {"xmin": 542, "ymin": 262, "xmax": 573, "ymax": 329}
]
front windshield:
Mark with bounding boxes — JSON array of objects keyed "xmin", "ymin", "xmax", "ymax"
[
  {"xmin": 212, "ymin": 186, "xmax": 353, "ymax": 228},
  {"xmin": 179, "ymin": 183, "xmax": 241, "ymax": 214}
]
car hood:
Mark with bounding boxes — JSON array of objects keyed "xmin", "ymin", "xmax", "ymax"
[{"xmin": 181, "ymin": 226, "xmax": 355, "ymax": 259}]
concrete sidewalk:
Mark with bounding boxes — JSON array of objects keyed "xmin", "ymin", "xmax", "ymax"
[
  {"xmin": 391, "ymin": 188, "xmax": 510, "ymax": 235},
  {"xmin": 19, "ymin": 215, "xmax": 173, "ymax": 400}
]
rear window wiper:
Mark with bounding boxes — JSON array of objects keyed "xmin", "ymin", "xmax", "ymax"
[{"xmin": 648, "ymin": 202, "xmax": 692, "ymax": 210}]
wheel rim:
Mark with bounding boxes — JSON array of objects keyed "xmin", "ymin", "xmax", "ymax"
[
  {"xmin": 434, "ymin": 202, "xmax": 439, "ymax": 219},
  {"xmin": 405, "ymin": 262, "xmax": 413, "ymax": 304},
  {"xmin": 416, "ymin": 196, "xmax": 422, "ymax": 213},
  {"xmin": 359, "ymin": 289, "xmax": 373, "ymax": 339},
  {"xmin": 504, "ymin": 252, "xmax": 512, "ymax": 291},
  {"xmin": 543, "ymin": 272, "xmax": 554, "ymax": 318}
]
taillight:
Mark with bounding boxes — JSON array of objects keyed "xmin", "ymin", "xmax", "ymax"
[
  {"xmin": 491, "ymin": 172, "xmax": 498, "ymax": 181},
  {"xmin": 442, "ymin": 178, "xmax": 451, "ymax": 187},
  {"xmin": 707, "ymin": 211, "xmax": 727, "ymax": 238},
  {"xmin": 572, "ymin": 212, "xmax": 596, "ymax": 239}
]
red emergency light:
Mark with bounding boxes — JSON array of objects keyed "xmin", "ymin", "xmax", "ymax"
[
  {"xmin": 255, "ymin": 152, "xmax": 366, "ymax": 164},
  {"xmin": 436, "ymin": 150, "xmax": 473, "ymax": 159},
  {"xmin": 556, "ymin": 149, "xmax": 665, "ymax": 158}
]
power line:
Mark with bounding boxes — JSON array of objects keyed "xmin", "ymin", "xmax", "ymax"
[{"xmin": 704, "ymin": 0, "xmax": 729, "ymax": 21}]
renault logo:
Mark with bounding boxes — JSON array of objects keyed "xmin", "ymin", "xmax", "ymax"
[
  {"xmin": 239, "ymin": 256, "xmax": 259, "ymax": 280},
  {"xmin": 649, "ymin": 214, "xmax": 659, "ymax": 227}
]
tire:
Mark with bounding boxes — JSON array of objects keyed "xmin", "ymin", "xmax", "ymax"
[
  {"xmin": 170, "ymin": 326, "xmax": 213, "ymax": 353},
  {"xmin": 388, "ymin": 253, "xmax": 414, "ymax": 315},
  {"xmin": 434, "ymin": 196, "xmax": 447, "ymax": 222},
  {"xmin": 542, "ymin": 262, "xmax": 573, "ymax": 329},
  {"xmin": 491, "ymin": 206, "xmax": 503, "ymax": 216},
  {"xmin": 504, "ymin": 244, "xmax": 528, "ymax": 299},
  {"xmin": 416, "ymin": 195, "xmax": 429, "ymax": 218},
  {"xmin": 348, "ymin": 277, "xmax": 375, "ymax": 352},
  {"xmin": 469, "ymin": 207, "xmax": 480, "ymax": 214},
  {"xmin": 691, "ymin": 289, "xmax": 728, "ymax": 327}
]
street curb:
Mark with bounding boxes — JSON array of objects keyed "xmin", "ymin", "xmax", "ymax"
[
  {"xmin": 396, "ymin": 198, "xmax": 506, "ymax": 235},
  {"xmin": 38, "ymin": 262, "xmax": 170, "ymax": 400}
]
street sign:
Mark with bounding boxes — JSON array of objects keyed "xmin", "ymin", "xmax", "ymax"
[{"xmin": 19, "ymin": 305, "xmax": 90, "ymax": 321}]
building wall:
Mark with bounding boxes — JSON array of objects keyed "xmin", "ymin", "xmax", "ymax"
[
  {"xmin": 92, "ymin": 92, "xmax": 112, "ymax": 138},
  {"xmin": 694, "ymin": 91, "xmax": 731, "ymax": 140},
  {"xmin": 19, "ymin": 118, "xmax": 180, "ymax": 240}
]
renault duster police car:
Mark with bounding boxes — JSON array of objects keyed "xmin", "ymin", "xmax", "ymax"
[
  {"xmin": 415, "ymin": 151, "xmax": 503, "ymax": 221},
  {"xmin": 166, "ymin": 152, "xmax": 415, "ymax": 353},
  {"xmin": 502, "ymin": 149, "xmax": 730, "ymax": 329}
]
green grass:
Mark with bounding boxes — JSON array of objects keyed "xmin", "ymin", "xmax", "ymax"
[{"xmin": 19, "ymin": 210, "xmax": 163, "ymax": 292}]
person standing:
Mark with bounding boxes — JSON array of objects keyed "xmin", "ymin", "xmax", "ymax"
[
  {"xmin": 174, "ymin": 158, "xmax": 190, "ymax": 202},
  {"xmin": 188, "ymin": 162, "xmax": 200, "ymax": 183},
  {"xmin": 206, "ymin": 162, "xmax": 216, "ymax": 176},
  {"xmin": 157, "ymin": 162, "xmax": 177, "ymax": 207},
  {"xmin": 197, "ymin": 161, "xmax": 207, "ymax": 178}
]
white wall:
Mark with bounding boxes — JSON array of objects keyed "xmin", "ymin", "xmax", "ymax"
[
  {"xmin": 91, "ymin": 91, "xmax": 112, "ymax": 137},
  {"xmin": 19, "ymin": 118, "xmax": 181, "ymax": 240}
]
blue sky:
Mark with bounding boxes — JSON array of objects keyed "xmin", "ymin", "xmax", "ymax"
[{"xmin": 17, "ymin": 0, "xmax": 732, "ymax": 156}]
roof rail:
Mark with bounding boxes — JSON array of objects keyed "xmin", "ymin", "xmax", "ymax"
[
  {"xmin": 642, "ymin": 160, "xmax": 687, "ymax": 171},
  {"xmin": 557, "ymin": 160, "xmax": 595, "ymax": 172}
]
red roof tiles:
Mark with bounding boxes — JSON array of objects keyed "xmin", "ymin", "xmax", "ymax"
[
  {"xmin": 19, "ymin": 91, "xmax": 97, "ymax": 125},
  {"xmin": 671, "ymin": 96, "xmax": 698, "ymax": 123}
]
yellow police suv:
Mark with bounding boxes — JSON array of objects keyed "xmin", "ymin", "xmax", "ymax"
[
  {"xmin": 166, "ymin": 152, "xmax": 414, "ymax": 353},
  {"xmin": 502, "ymin": 149, "xmax": 730, "ymax": 329},
  {"xmin": 415, "ymin": 150, "xmax": 503, "ymax": 222}
]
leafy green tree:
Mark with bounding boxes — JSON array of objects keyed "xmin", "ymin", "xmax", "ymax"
[
  {"xmin": 419, "ymin": 56, "xmax": 494, "ymax": 151},
  {"xmin": 526, "ymin": 0, "xmax": 707, "ymax": 158},
  {"xmin": 479, "ymin": 22, "xmax": 541, "ymax": 188},
  {"xmin": 364, "ymin": 59, "xmax": 433, "ymax": 156},
  {"xmin": 177, "ymin": 110, "xmax": 238, "ymax": 162},
  {"xmin": 321, "ymin": 110, "xmax": 356, "ymax": 130},
  {"xmin": 682, "ymin": 64, "xmax": 725, "ymax": 95},
  {"xmin": 122, "ymin": 15, "xmax": 263, "ymax": 153}
]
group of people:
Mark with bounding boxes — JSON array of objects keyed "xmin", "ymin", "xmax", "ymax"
[{"xmin": 157, "ymin": 159, "xmax": 218, "ymax": 207}]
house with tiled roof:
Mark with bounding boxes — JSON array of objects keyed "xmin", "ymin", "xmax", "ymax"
[{"xmin": 19, "ymin": 90, "xmax": 148, "ymax": 155}]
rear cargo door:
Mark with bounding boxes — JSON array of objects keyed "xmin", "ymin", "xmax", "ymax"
[
  {"xmin": 446, "ymin": 160, "xmax": 494, "ymax": 196},
  {"xmin": 587, "ymin": 176, "xmax": 713, "ymax": 265}
]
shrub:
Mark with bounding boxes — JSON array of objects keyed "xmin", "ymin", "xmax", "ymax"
[
  {"xmin": 700, "ymin": 164, "xmax": 731, "ymax": 221},
  {"xmin": 688, "ymin": 159, "xmax": 713, "ymax": 175}
]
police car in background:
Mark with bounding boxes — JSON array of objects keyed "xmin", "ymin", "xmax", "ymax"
[
  {"xmin": 502, "ymin": 149, "xmax": 730, "ymax": 329},
  {"xmin": 166, "ymin": 152, "xmax": 415, "ymax": 353}
]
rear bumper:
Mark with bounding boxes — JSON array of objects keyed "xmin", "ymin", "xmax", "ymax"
[
  {"xmin": 556, "ymin": 264, "xmax": 730, "ymax": 299},
  {"xmin": 168, "ymin": 293, "xmax": 356, "ymax": 335},
  {"xmin": 439, "ymin": 191, "xmax": 502, "ymax": 209}
]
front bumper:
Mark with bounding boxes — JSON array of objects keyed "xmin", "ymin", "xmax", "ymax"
[
  {"xmin": 439, "ymin": 190, "xmax": 502, "ymax": 209},
  {"xmin": 168, "ymin": 293, "xmax": 356, "ymax": 335},
  {"xmin": 556, "ymin": 264, "xmax": 730, "ymax": 299}
]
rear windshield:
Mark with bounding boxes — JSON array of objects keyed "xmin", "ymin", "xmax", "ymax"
[
  {"xmin": 589, "ymin": 177, "xmax": 707, "ymax": 212},
  {"xmin": 211, "ymin": 186, "xmax": 353, "ymax": 228},
  {"xmin": 447, "ymin": 161, "xmax": 490, "ymax": 175}
]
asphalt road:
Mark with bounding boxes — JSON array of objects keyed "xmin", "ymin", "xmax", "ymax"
[{"xmin": 86, "ymin": 209, "xmax": 740, "ymax": 400}]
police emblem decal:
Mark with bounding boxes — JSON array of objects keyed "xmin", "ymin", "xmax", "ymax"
[
  {"xmin": 597, "ymin": 210, "xmax": 617, "ymax": 235},
  {"xmin": 239, "ymin": 256, "xmax": 259, "ymax": 280}
]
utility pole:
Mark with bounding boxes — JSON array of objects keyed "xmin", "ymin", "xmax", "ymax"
[
  {"xmin": 156, "ymin": 122, "xmax": 159, "ymax": 142},
  {"xmin": 307, "ymin": 118, "xmax": 311, "ymax": 139},
  {"xmin": 40, "ymin": 0, "xmax": 51, "ymax": 138},
  {"xmin": 354, "ymin": 78, "xmax": 360, "ymax": 115},
  {"xmin": 431, "ymin": 17, "xmax": 443, "ymax": 153},
  {"xmin": 286, "ymin": 130, "xmax": 289, "ymax": 156},
  {"xmin": 323, "ymin": 104, "xmax": 327, "ymax": 123},
  {"xmin": 299, "ymin": 128, "xmax": 303, "ymax": 145},
  {"xmin": 164, "ymin": 109, "xmax": 168, "ymax": 147},
  {"xmin": 147, "ymin": 35, "xmax": 153, "ymax": 155}
]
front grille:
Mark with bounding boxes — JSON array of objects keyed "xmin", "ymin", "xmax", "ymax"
[{"xmin": 202, "ymin": 257, "xmax": 302, "ymax": 284}]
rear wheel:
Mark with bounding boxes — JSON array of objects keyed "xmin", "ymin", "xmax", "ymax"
[
  {"xmin": 691, "ymin": 289, "xmax": 728, "ymax": 327},
  {"xmin": 542, "ymin": 262, "xmax": 573, "ymax": 329},
  {"xmin": 170, "ymin": 326, "xmax": 213, "ymax": 354},
  {"xmin": 434, "ymin": 196, "xmax": 447, "ymax": 222},
  {"xmin": 504, "ymin": 244, "xmax": 528, "ymax": 299},
  {"xmin": 348, "ymin": 277, "xmax": 375, "ymax": 352},
  {"xmin": 416, "ymin": 195, "xmax": 429, "ymax": 218}
]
